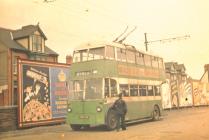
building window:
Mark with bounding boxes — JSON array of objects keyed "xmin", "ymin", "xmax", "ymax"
[
  {"xmin": 32, "ymin": 35, "xmax": 42, "ymax": 52},
  {"xmin": 30, "ymin": 55, "xmax": 46, "ymax": 61},
  {"xmin": 37, "ymin": 56, "xmax": 46, "ymax": 61}
]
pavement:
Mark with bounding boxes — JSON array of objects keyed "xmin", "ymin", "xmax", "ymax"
[{"xmin": 0, "ymin": 124, "xmax": 70, "ymax": 139}]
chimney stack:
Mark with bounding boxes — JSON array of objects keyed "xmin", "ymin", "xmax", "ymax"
[
  {"xmin": 204, "ymin": 64, "xmax": 209, "ymax": 72},
  {"xmin": 66, "ymin": 55, "xmax": 73, "ymax": 64}
]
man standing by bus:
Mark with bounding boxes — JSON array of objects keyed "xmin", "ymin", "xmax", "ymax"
[{"xmin": 112, "ymin": 92, "xmax": 127, "ymax": 131}]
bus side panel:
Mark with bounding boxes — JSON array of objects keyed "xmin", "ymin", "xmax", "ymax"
[{"xmin": 125, "ymin": 98, "xmax": 162, "ymax": 120}]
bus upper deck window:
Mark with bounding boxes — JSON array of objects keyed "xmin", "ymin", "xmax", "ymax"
[
  {"xmin": 73, "ymin": 51, "xmax": 80, "ymax": 62},
  {"xmin": 152, "ymin": 57, "xmax": 159, "ymax": 68},
  {"xmin": 117, "ymin": 48, "xmax": 126, "ymax": 62},
  {"xmin": 88, "ymin": 47, "xmax": 105, "ymax": 60},
  {"xmin": 136, "ymin": 53, "xmax": 144, "ymax": 65},
  {"xmin": 158, "ymin": 58, "xmax": 163, "ymax": 69},
  {"xmin": 144, "ymin": 55, "xmax": 151, "ymax": 67},
  {"xmin": 73, "ymin": 50, "xmax": 88, "ymax": 62},
  {"xmin": 126, "ymin": 50, "xmax": 135, "ymax": 63},
  {"xmin": 106, "ymin": 46, "xmax": 115, "ymax": 59}
]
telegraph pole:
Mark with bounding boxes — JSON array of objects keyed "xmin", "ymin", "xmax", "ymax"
[{"xmin": 144, "ymin": 33, "xmax": 148, "ymax": 51}]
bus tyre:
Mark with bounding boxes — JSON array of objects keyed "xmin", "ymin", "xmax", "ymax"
[
  {"xmin": 106, "ymin": 110, "xmax": 118, "ymax": 131},
  {"xmin": 70, "ymin": 124, "xmax": 82, "ymax": 131},
  {"xmin": 152, "ymin": 106, "xmax": 160, "ymax": 121}
]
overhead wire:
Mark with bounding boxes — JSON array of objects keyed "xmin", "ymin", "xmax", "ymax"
[
  {"xmin": 34, "ymin": 0, "xmax": 147, "ymax": 49},
  {"xmin": 57, "ymin": 0, "xmax": 130, "ymax": 25}
]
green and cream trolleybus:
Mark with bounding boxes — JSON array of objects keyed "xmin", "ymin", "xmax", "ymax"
[{"xmin": 66, "ymin": 42, "xmax": 166, "ymax": 130}]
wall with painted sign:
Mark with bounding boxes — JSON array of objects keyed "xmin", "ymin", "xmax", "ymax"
[
  {"xmin": 161, "ymin": 79, "xmax": 172, "ymax": 109},
  {"xmin": 170, "ymin": 80, "xmax": 179, "ymax": 108},
  {"xmin": 192, "ymin": 81, "xmax": 209, "ymax": 106},
  {"xmin": 178, "ymin": 81, "xmax": 193, "ymax": 107}
]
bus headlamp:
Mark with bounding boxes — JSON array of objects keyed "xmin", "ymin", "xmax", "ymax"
[
  {"xmin": 96, "ymin": 107, "xmax": 102, "ymax": 112},
  {"xmin": 68, "ymin": 108, "xmax": 72, "ymax": 112}
]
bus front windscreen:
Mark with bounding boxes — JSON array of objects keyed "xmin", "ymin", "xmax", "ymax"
[{"xmin": 85, "ymin": 79, "xmax": 103, "ymax": 99}]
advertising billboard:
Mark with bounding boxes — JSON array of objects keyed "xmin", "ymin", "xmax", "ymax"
[{"xmin": 18, "ymin": 59, "xmax": 70, "ymax": 128}]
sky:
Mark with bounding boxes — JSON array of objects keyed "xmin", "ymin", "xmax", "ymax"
[{"xmin": 1, "ymin": 0, "xmax": 209, "ymax": 79}]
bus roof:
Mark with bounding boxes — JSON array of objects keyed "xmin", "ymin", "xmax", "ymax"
[
  {"xmin": 75, "ymin": 41, "xmax": 132, "ymax": 50},
  {"xmin": 75, "ymin": 41, "xmax": 163, "ymax": 59}
]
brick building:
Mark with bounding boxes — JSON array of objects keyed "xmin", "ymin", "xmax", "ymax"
[{"xmin": 0, "ymin": 24, "xmax": 58, "ymax": 131}]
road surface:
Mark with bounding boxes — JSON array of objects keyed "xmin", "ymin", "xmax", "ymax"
[{"xmin": 1, "ymin": 107, "xmax": 209, "ymax": 140}]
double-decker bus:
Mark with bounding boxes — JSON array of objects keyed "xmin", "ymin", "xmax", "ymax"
[{"xmin": 66, "ymin": 42, "xmax": 166, "ymax": 131}]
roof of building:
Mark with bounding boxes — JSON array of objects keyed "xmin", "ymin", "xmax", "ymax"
[
  {"xmin": 0, "ymin": 25, "xmax": 58, "ymax": 56},
  {"xmin": 12, "ymin": 25, "xmax": 47, "ymax": 40},
  {"xmin": 0, "ymin": 27, "xmax": 27, "ymax": 51},
  {"xmin": 165, "ymin": 62, "xmax": 186, "ymax": 74},
  {"xmin": 165, "ymin": 62, "xmax": 177, "ymax": 69},
  {"xmin": 174, "ymin": 63, "xmax": 186, "ymax": 71},
  {"xmin": 45, "ymin": 46, "xmax": 59, "ymax": 56}
]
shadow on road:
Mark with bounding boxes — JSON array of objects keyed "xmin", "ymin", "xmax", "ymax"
[{"xmin": 0, "ymin": 118, "xmax": 164, "ymax": 139}]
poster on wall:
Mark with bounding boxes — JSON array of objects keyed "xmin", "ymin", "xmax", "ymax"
[
  {"xmin": 161, "ymin": 79, "xmax": 172, "ymax": 109},
  {"xmin": 170, "ymin": 80, "xmax": 179, "ymax": 108},
  {"xmin": 18, "ymin": 59, "xmax": 70, "ymax": 128},
  {"xmin": 50, "ymin": 67, "xmax": 69, "ymax": 118},
  {"xmin": 179, "ymin": 81, "xmax": 193, "ymax": 107}
]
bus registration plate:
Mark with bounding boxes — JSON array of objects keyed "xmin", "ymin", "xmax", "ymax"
[{"xmin": 79, "ymin": 115, "xmax": 89, "ymax": 119}]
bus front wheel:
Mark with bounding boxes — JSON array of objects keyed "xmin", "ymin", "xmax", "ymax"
[
  {"xmin": 106, "ymin": 110, "xmax": 118, "ymax": 130},
  {"xmin": 152, "ymin": 105, "xmax": 160, "ymax": 121},
  {"xmin": 70, "ymin": 124, "xmax": 82, "ymax": 131}
]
